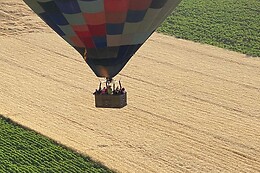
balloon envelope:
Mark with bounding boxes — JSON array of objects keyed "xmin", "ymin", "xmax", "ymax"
[{"xmin": 24, "ymin": 0, "xmax": 182, "ymax": 78}]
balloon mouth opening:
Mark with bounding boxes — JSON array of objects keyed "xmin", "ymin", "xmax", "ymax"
[{"xmin": 98, "ymin": 66, "xmax": 109, "ymax": 78}]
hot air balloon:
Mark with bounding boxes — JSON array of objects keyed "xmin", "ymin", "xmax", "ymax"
[{"xmin": 23, "ymin": 0, "xmax": 182, "ymax": 108}]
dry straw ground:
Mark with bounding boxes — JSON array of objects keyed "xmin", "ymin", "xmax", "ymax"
[{"xmin": 1, "ymin": 0, "xmax": 260, "ymax": 172}]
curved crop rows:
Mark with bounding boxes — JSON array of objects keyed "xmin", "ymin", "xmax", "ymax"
[
  {"xmin": 158, "ymin": 0, "xmax": 260, "ymax": 57},
  {"xmin": 0, "ymin": 117, "xmax": 113, "ymax": 173},
  {"xmin": 0, "ymin": 0, "xmax": 259, "ymax": 173}
]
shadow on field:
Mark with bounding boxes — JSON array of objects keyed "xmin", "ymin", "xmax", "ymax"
[{"xmin": 0, "ymin": 114, "xmax": 115, "ymax": 173}]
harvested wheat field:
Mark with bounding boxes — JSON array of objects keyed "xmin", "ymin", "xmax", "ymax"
[{"xmin": 1, "ymin": 0, "xmax": 260, "ymax": 172}]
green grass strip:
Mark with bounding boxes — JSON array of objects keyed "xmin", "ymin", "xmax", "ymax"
[
  {"xmin": 0, "ymin": 116, "xmax": 114, "ymax": 173},
  {"xmin": 158, "ymin": 0, "xmax": 260, "ymax": 57}
]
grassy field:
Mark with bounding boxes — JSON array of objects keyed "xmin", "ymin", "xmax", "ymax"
[
  {"xmin": 0, "ymin": 116, "xmax": 114, "ymax": 173},
  {"xmin": 0, "ymin": 1, "xmax": 259, "ymax": 172},
  {"xmin": 158, "ymin": 0, "xmax": 260, "ymax": 57}
]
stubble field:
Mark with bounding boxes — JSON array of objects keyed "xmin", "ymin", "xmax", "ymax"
[{"xmin": 1, "ymin": 0, "xmax": 260, "ymax": 172}]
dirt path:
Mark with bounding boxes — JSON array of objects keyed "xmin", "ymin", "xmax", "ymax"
[{"xmin": 1, "ymin": 1, "xmax": 260, "ymax": 172}]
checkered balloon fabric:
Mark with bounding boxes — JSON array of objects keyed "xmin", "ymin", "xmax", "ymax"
[{"xmin": 24, "ymin": 0, "xmax": 182, "ymax": 78}]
